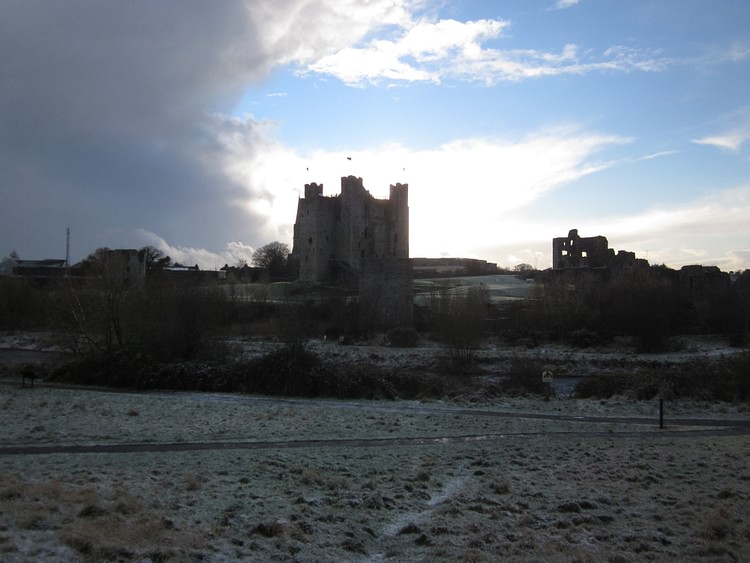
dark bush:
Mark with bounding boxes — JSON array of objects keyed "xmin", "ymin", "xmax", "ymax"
[
  {"xmin": 49, "ymin": 346, "xmax": 451, "ymax": 400},
  {"xmin": 569, "ymin": 329, "xmax": 602, "ymax": 348},
  {"xmin": 575, "ymin": 353, "xmax": 750, "ymax": 401},
  {"xmin": 500, "ymin": 357, "xmax": 551, "ymax": 396},
  {"xmin": 388, "ymin": 326, "xmax": 419, "ymax": 348}
]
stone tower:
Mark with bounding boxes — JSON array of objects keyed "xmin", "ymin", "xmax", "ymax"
[{"xmin": 292, "ymin": 176, "xmax": 409, "ymax": 283}]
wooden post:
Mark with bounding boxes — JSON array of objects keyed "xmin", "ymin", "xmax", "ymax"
[
  {"xmin": 659, "ymin": 398, "xmax": 664, "ymax": 429},
  {"xmin": 542, "ymin": 371, "xmax": 553, "ymax": 402}
]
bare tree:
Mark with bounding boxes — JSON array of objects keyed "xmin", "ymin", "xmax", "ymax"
[
  {"xmin": 67, "ymin": 248, "xmax": 136, "ymax": 352},
  {"xmin": 252, "ymin": 241, "xmax": 289, "ymax": 269},
  {"xmin": 430, "ymin": 284, "xmax": 489, "ymax": 366},
  {"xmin": 138, "ymin": 246, "xmax": 172, "ymax": 271},
  {"xmin": 252, "ymin": 241, "xmax": 291, "ymax": 279}
]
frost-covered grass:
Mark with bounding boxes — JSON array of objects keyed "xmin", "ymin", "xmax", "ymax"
[{"xmin": 1, "ymin": 385, "xmax": 748, "ymax": 561}]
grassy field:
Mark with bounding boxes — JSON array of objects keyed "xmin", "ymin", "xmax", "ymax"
[{"xmin": 1, "ymin": 384, "xmax": 748, "ymax": 561}]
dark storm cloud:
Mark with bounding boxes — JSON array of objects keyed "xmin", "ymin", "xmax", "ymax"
[{"xmin": 0, "ymin": 1, "xmax": 277, "ymax": 261}]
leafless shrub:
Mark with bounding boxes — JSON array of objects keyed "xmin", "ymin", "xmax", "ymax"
[{"xmin": 429, "ymin": 284, "xmax": 489, "ymax": 367}]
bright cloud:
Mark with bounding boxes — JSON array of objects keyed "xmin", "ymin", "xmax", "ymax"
[
  {"xmin": 452, "ymin": 184, "xmax": 750, "ymax": 270},
  {"xmin": 305, "ymin": 16, "xmax": 672, "ymax": 85},
  {"xmin": 692, "ymin": 109, "xmax": 750, "ymax": 152},
  {"xmin": 554, "ymin": 0, "xmax": 581, "ymax": 9},
  {"xmin": 130, "ymin": 229, "xmax": 257, "ymax": 270},
  {"xmin": 693, "ymin": 130, "xmax": 750, "ymax": 152},
  {"xmin": 572, "ymin": 186, "xmax": 750, "ymax": 269},
  {"xmin": 307, "ymin": 18, "xmax": 509, "ymax": 85}
]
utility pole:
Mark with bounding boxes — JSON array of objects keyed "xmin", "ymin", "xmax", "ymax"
[{"xmin": 65, "ymin": 227, "xmax": 71, "ymax": 274}]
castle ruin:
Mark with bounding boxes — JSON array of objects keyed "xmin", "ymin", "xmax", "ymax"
[{"xmin": 552, "ymin": 228, "xmax": 643, "ymax": 270}]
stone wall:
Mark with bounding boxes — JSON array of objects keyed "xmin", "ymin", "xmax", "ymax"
[{"xmin": 552, "ymin": 228, "xmax": 614, "ymax": 269}]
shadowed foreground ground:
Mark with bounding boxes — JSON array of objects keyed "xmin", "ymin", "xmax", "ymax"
[{"xmin": 0, "ymin": 384, "xmax": 748, "ymax": 561}]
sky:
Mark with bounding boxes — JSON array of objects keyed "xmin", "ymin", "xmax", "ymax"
[{"xmin": 1, "ymin": 0, "xmax": 749, "ymax": 271}]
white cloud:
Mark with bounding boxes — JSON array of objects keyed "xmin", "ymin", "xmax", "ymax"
[
  {"xmin": 257, "ymin": 0, "xmax": 415, "ymax": 68},
  {"xmin": 421, "ymin": 183, "xmax": 750, "ymax": 271},
  {"xmin": 575, "ymin": 186, "xmax": 750, "ymax": 269},
  {"xmin": 554, "ymin": 0, "xmax": 581, "ymax": 9},
  {"xmin": 307, "ymin": 18, "xmax": 508, "ymax": 85},
  {"xmin": 693, "ymin": 130, "xmax": 750, "ymax": 152},
  {"xmin": 130, "ymin": 229, "xmax": 257, "ymax": 270},
  {"xmin": 303, "ymin": 15, "xmax": 673, "ymax": 86},
  {"xmin": 692, "ymin": 109, "xmax": 750, "ymax": 152}
]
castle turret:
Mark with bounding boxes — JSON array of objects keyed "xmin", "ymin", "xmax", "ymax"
[{"xmin": 304, "ymin": 182, "xmax": 323, "ymax": 199}]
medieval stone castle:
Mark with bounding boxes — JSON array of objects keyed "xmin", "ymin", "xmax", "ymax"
[
  {"xmin": 291, "ymin": 176, "xmax": 412, "ymax": 327},
  {"xmin": 292, "ymin": 175, "xmax": 409, "ymax": 283}
]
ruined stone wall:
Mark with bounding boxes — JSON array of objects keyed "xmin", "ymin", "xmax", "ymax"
[{"xmin": 553, "ymin": 229, "xmax": 615, "ymax": 269}]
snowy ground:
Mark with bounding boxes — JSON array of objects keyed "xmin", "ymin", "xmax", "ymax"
[
  {"xmin": 0, "ymin": 382, "xmax": 748, "ymax": 562},
  {"xmin": 0, "ymin": 331, "xmax": 749, "ymax": 561}
]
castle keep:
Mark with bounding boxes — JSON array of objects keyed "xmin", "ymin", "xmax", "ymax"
[
  {"xmin": 292, "ymin": 176, "xmax": 409, "ymax": 283},
  {"xmin": 291, "ymin": 176, "xmax": 412, "ymax": 328}
]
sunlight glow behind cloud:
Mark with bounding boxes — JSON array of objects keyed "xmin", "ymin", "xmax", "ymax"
[{"xmin": 225, "ymin": 127, "xmax": 629, "ymax": 262}]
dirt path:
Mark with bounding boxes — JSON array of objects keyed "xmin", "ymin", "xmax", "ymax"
[{"xmin": 2, "ymin": 385, "xmax": 748, "ymax": 456}]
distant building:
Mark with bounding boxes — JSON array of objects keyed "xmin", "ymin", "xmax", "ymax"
[
  {"xmin": 412, "ymin": 257, "xmax": 499, "ymax": 278},
  {"xmin": 12, "ymin": 259, "xmax": 67, "ymax": 278}
]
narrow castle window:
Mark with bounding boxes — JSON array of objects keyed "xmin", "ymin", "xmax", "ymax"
[{"xmin": 308, "ymin": 237, "xmax": 313, "ymax": 245}]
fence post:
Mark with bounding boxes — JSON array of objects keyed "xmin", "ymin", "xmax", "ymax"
[{"xmin": 659, "ymin": 397, "xmax": 664, "ymax": 429}]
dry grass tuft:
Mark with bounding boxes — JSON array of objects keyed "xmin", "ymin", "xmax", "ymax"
[
  {"xmin": 252, "ymin": 519, "xmax": 290, "ymax": 538},
  {"xmin": 490, "ymin": 478, "xmax": 510, "ymax": 495},
  {"xmin": 0, "ymin": 472, "xmax": 206, "ymax": 560},
  {"xmin": 699, "ymin": 508, "xmax": 734, "ymax": 541},
  {"xmin": 184, "ymin": 473, "xmax": 203, "ymax": 491}
]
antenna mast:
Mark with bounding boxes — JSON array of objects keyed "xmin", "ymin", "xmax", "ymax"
[{"xmin": 65, "ymin": 227, "xmax": 70, "ymax": 274}]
